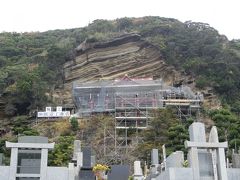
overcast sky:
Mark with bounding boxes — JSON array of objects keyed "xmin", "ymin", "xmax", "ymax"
[{"xmin": 0, "ymin": 0, "xmax": 239, "ymax": 40}]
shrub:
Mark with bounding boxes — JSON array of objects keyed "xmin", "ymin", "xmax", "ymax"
[{"xmin": 70, "ymin": 117, "xmax": 79, "ymax": 131}]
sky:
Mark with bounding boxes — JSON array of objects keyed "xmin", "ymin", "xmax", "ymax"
[{"xmin": 0, "ymin": 0, "xmax": 239, "ymax": 40}]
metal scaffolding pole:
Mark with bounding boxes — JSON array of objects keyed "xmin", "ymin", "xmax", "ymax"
[{"xmin": 72, "ymin": 77, "xmax": 204, "ymax": 164}]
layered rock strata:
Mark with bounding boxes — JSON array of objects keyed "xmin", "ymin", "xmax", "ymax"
[{"xmin": 62, "ymin": 34, "xmax": 193, "ymax": 106}]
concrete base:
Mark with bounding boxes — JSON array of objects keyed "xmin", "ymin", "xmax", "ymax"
[{"xmin": 156, "ymin": 168, "xmax": 193, "ymax": 180}]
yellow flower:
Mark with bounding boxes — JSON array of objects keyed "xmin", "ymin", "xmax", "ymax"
[{"xmin": 93, "ymin": 164, "xmax": 110, "ymax": 172}]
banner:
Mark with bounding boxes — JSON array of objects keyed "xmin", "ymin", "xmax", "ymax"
[{"xmin": 37, "ymin": 111, "xmax": 70, "ymax": 118}]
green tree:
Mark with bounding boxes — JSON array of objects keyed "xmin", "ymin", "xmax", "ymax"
[
  {"xmin": 48, "ymin": 136, "xmax": 75, "ymax": 166},
  {"xmin": 116, "ymin": 18, "xmax": 133, "ymax": 31},
  {"xmin": 10, "ymin": 116, "xmax": 39, "ymax": 136},
  {"xmin": 209, "ymin": 108, "xmax": 240, "ymax": 149},
  {"xmin": 70, "ymin": 117, "xmax": 79, "ymax": 131},
  {"xmin": 167, "ymin": 124, "xmax": 188, "ymax": 152},
  {"xmin": 136, "ymin": 108, "xmax": 179, "ymax": 160}
]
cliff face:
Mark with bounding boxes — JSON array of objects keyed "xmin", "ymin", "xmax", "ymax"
[
  {"xmin": 0, "ymin": 96, "xmax": 5, "ymax": 118},
  {"xmin": 62, "ymin": 34, "xmax": 194, "ymax": 106}
]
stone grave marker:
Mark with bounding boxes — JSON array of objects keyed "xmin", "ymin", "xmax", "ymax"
[
  {"xmin": 82, "ymin": 147, "xmax": 92, "ymax": 168},
  {"xmin": 108, "ymin": 165, "xmax": 130, "ymax": 180},
  {"xmin": 151, "ymin": 149, "xmax": 159, "ymax": 165},
  {"xmin": 185, "ymin": 122, "xmax": 228, "ymax": 180},
  {"xmin": 133, "ymin": 161, "xmax": 144, "ymax": 180},
  {"xmin": 73, "ymin": 140, "xmax": 81, "ymax": 161},
  {"xmin": 198, "ymin": 151, "xmax": 214, "ymax": 177},
  {"xmin": 166, "ymin": 151, "xmax": 184, "ymax": 168},
  {"xmin": 79, "ymin": 146, "xmax": 95, "ymax": 180}
]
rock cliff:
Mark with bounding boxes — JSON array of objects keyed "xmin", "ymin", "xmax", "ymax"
[{"xmin": 62, "ymin": 34, "xmax": 194, "ymax": 106}]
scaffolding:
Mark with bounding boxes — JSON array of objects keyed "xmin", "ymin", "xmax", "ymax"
[{"xmin": 72, "ymin": 76, "xmax": 203, "ymax": 163}]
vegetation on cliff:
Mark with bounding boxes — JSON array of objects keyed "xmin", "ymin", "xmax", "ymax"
[
  {"xmin": 1, "ymin": 17, "xmax": 240, "ymax": 116},
  {"xmin": 0, "ymin": 16, "xmax": 240, "ymax": 164}
]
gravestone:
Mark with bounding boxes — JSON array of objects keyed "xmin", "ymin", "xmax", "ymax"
[
  {"xmin": 133, "ymin": 161, "xmax": 144, "ymax": 180},
  {"xmin": 79, "ymin": 146, "xmax": 95, "ymax": 180},
  {"xmin": 17, "ymin": 151, "xmax": 41, "ymax": 174},
  {"xmin": 188, "ymin": 121, "xmax": 214, "ymax": 179},
  {"xmin": 189, "ymin": 122, "xmax": 206, "ymax": 142},
  {"xmin": 108, "ymin": 165, "xmax": 130, "ymax": 180},
  {"xmin": 185, "ymin": 123, "xmax": 228, "ymax": 180},
  {"xmin": 148, "ymin": 149, "xmax": 160, "ymax": 179},
  {"xmin": 18, "ymin": 136, "xmax": 48, "ymax": 143},
  {"xmin": 198, "ymin": 151, "xmax": 214, "ymax": 177},
  {"xmin": 79, "ymin": 169, "xmax": 95, "ymax": 180},
  {"xmin": 91, "ymin": 155, "xmax": 95, "ymax": 167},
  {"xmin": 17, "ymin": 136, "xmax": 43, "ymax": 175},
  {"xmin": 166, "ymin": 151, "xmax": 184, "ymax": 168},
  {"xmin": 73, "ymin": 140, "xmax": 81, "ymax": 161},
  {"xmin": 162, "ymin": 144, "xmax": 166, "ymax": 169},
  {"xmin": 82, "ymin": 147, "xmax": 92, "ymax": 168},
  {"xmin": 151, "ymin": 149, "xmax": 159, "ymax": 165}
]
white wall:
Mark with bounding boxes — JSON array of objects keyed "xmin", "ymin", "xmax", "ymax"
[
  {"xmin": 47, "ymin": 167, "xmax": 69, "ymax": 180},
  {"xmin": 0, "ymin": 166, "xmax": 10, "ymax": 180},
  {"xmin": 227, "ymin": 168, "xmax": 240, "ymax": 180},
  {"xmin": 156, "ymin": 168, "xmax": 193, "ymax": 180},
  {"xmin": 156, "ymin": 168, "xmax": 170, "ymax": 180}
]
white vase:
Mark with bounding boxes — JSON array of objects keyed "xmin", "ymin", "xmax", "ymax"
[{"xmin": 95, "ymin": 170, "xmax": 106, "ymax": 180}]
